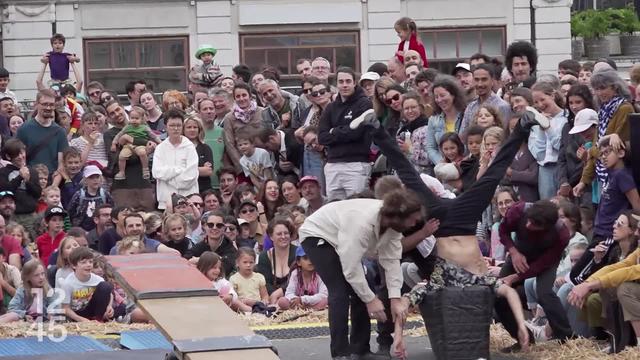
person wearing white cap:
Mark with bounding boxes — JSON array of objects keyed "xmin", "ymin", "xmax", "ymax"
[
  {"xmin": 67, "ymin": 165, "xmax": 113, "ymax": 231},
  {"xmin": 452, "ymin": 62, "xmax": 473, "ymax": 95},
  {"xmin": 359, "ymin": 72, "xmax": 380, "ymax": 99}
]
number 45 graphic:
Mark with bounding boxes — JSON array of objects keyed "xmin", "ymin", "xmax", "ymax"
[{"xmin": 27, "ymin": 288, "xmax": 68, "ymax": 342}]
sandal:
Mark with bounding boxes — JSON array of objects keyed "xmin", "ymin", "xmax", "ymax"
[
  {"xmin": 114, "ymin": 173, "xmax": 126, "ymax": 180},
  {"xmin": 142, "ymin": 169, "xmax": 150, "ymax": 180}
]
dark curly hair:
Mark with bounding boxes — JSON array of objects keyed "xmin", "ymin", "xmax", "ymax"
[{"xmin": 505, "ymin": 41, "xmax": 538, "ymax": 76}]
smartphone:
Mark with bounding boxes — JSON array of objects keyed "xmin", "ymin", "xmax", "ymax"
[{"xmin": 584, "ymin": 141, "xmax": 592, "ymax": 150}]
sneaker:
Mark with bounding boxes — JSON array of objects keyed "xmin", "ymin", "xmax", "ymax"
[
  {"xmin": 116, "ymin": 313, "xmax": 131, "ymax": 324},
  {"xmin": 349, "ymin": 109, "xmax": 378, "ymax": 129},
  {"xmin": 525, "ymin": 322, "xmax": 548, "ymax": 343},
  {"xmin": 520, "ymin": 106, "xmax": 550, "ymax": 130}
]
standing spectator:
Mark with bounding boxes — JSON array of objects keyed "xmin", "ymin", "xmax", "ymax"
[
  {"xmin": 387, "ymin": 57, "xmax": 406, "ymax": 85},
  {"xmin": 17, "ymin": 89, "xmax": 68, "ymax": 173},
  {"xmin": 183, "ymin": 115, "xmax": 213, "ymax": 192},
  {"xmin": 254, "ymin": 127, "xmax": 303, "ymax": 179},
  {"xmin": 397, "ymin": 92, "xmax": 429, "ymax": 173},
  {"xmin": 0, "ymin": 67, "xmax": 17, "ymax": 104},
  {"xmin": 296, "ymin": 58, "xmax": 312, "ymax": 77},
  {"xmin": 296, "ymin": 77, "xmax": 331, "ymax": 184},
  {"xmin": 139, "ymin": 90, "xmax": 165, "ymax": 135},
  {"xmin": 201, "ymin": 92, "xmax": 229, "ymax": 189},
  {"xmin": 452, "ymin": 63, "xmax": 474, "ymax": 100},
  {"xmin": 0, "ymin": 139, "xmax": 42, "ymax": 238},
  {"xmin": 311, "ymin": 57, "xmax": 331, "ymax": 83},
  {"xmin": 505, "ymin": 41, "xmax": 538, "ymax": 86},
  {"xmin": 124, "ymin": 80, "xmax": 146, "ymax": 112},
  {"xmin": 223, "ymin": 83, "xmax": 265, "ymax": 173},
  {"xmin": 259, "ymin": 80, "xmax": 302, "ymax": 130},
  {"xmin": 152, "ymin": 109, "xmax": 199, "ymax": 210},
  {"xmin": 426, "ymin": 76, "xmax": 466, "ymax": 166},
  {"xmin": 85, "ymin": 81, "xmax": 104, "ymax": 106},
  {"xmin": 318, "ymin": 67, "xmax": 373, "ymax": 201},
  {"xmin": 573, "ymin": 70, "xmax": 633, "ymax": 202},
  {"xmin": 69, "ymin": 112, "xmax": 109, "ymax": 168},
  {"xmin": 461, "ymin": 64, "xmax": 511, "ymax": 132}
]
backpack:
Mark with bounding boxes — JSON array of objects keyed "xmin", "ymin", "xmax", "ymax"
[{"xmin": 79, "ymin": 188, "xmax": 106, "ymax": 204}]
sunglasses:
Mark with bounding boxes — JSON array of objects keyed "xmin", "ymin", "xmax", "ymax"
[
  {"xmin": 241, "ymin": 208, "xmax": 256, "ymax": 214},
  {"xmin": 88, "ymin": 91, "xmax": 101, "ymax": 97},
  {"xmin": 385, "ymin": 94, "xmax": 401, "ymax": 105},
  {"xmin": 302, "ymin": 88, "xmax": 312, "ymax": 95},
  {"xmin": 310, "ymin": 89, "xmax": 328, "ymax": 98},
  {"xmin": 206, "ymin": 222, "xmax": 225, "ymax": 229},
  {"xmin": 225, "ymin": 225, "xmax": 237, "ymax": 232},
  {"xmin": 0, "ymin": 191, "xmax": 14, "ymax": 197},
  {"xmin": 191, "ymin": 202, "xmax": 203, "ymax": 208}
]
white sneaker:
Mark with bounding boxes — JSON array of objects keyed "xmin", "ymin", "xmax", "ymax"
[
  {"xmin": 525, "ymin": 322, "xmax": 548, "ymax": 343},
  {"xmin": 524, "ymin": 106, "xmax": 550, "ymax": 130},
  {"xmin": 349, "ymin": 109, "xmax": 378, "ymax": 129}
]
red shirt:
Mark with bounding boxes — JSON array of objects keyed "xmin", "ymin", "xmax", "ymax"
[
  {"xmin": 36, "ymin": 231, "xmax": 66, "ymax": 266},
  {"xmin": 1, "ymin": 235, "xmax": 22, "ymax": 258},
  {"xmin": 396, "ymin": 32, "xmax": 429, "ymax": 68}
]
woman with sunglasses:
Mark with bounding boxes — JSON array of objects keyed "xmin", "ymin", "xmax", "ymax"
[
  {"xmin": 383, "ymin": 84, "xmax": 406, "ymax": 137},
  {"xmin": 371, "ymin": 77, "xmax": 397, "ymax": 134},
  {"xmin": 99, "ymin": 90, "xmax": 117, "ymax": 105},
  {"xmin": 222, "ymin": 216, "xmax": 240, "ymax": 248},
  {"xmin": 426, "ymin": 75, "xmax": 467, "ymax": 166},
  {"xmin": 187, "ymin": 210, "xmax": 237, "ymax": 276}
]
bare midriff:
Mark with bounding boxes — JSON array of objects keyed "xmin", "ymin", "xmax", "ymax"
[{"xmin": 436, "ymin": 235, "xmax": 487, "ymax": 275}]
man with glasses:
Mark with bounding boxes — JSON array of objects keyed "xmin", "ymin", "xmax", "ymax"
[
  {"xmin": 17, "ymin": 89, "xmax": 69, "ymax": 173},
  {"xmin": 187, "ymin": 210, "xmax": 238, "ymax": 275},
  {"xmin": 258, "ymin": 79, "xmax": 302, "ymax": 130},
  {"xmin": 311, "ymin": 57, "xmax": 331, "ymax": 82},
  {"xmin": 86, "ymin": 81, "xmax": 104, "ymax": 106}
]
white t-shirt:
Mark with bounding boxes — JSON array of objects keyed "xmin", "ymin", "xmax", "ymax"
[
  {"xmin": 240, "ymin": 148, "xmax": 273, "ymax": 181},
  {"xmin": 213, "ymin": 278, "xmax": 237, "ymax": 301},
  {"xmin": 62, "ymin": 272, "xmax": 104, "ymax": 311},
  {"xmin": 55, "ymin": 267, "xmax": 73, "ymax": 289}
]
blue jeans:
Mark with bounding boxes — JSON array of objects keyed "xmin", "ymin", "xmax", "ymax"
[
  {"xmin": 557, "ymin": 282, "xmax": 592, "ymax": 337},
  {"xmin": 303, "ymin": 148, "xmax": 326, "ymax": 195},
  {"xmin": 538, "ymin": 163, "xmax": 559, "ymax": 199}
]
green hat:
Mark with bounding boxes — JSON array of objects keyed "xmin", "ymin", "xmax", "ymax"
[{"xmin": 195, "ymin": 44, "xmax": 217, "ymax": 59}]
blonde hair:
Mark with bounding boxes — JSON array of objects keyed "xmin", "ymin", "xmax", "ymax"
[
  {"xmin": 6, "ymin": 222, "xmax": 30, "ymax": 246},
  {"xmin": 43, "ymin": 185, "xmax": 60, "ymax": 196},
  {"xmin": 56, "ymin": 236, "xmax": 79, "ymax": 268},
  {"xmin": 481, "ymin": 126, "xmax": 506, "ymax": 155},
  {"xmin": 373, "ymin": 76, "xmax": 397, "ymax": 117},
  {"xmin": 183, "ymin": 115, "xmax": 205, "ymax": 143},
  {"xmin": 116, "ymin": 236, "xmax": 145, "ymax": 255},
  {"xmin": 162, "ymin": 214, "xmax": 188, "ymax": 241},
  {"xmin": 21, "ymin": 259, "xmax": 50, "ymax": 309},
  {"xmin": 129, "ymin": 105, "xmax": 148, "ymax": 122}
]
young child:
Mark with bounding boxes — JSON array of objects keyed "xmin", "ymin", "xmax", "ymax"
[
  {"xmin": 277, "ymin": 246, "xmax": 327, "ymax": 311},
  {"xmin": 472, "ymin": 105, "xmax": 503, "ymax": 129},
  {"xmin": 0, "ymin": 248, "xmax": 22, "ymax": 311},
  {"xmin": 62, "ymin": 247, "xmax": 114, "ymax": 322},
  {"xmin": 116, "ymin": 236, "xmax": 146, "ymax": 255},
  {"xmin": 197, "ymin": 251, "xmax": 251, "ymax": 312},
  {"xmin": 394, "ymin": 17, "xmax": 428, "ymax": 67},
  {"xmin": 434, "ymin": 132, "xmax": 465, "ymax": 190},
  {"xmin": 459, "ymin": 125, "xmax": 484, "ymax": 192},
  {"xmin": 52, "ymin": 147, "xmax": 84, "ymax": 209},
  {"xmin": 0, "ymin": 67, "xmax": 17, "ymax": 104},
  {"xmin": 92, "ymin": 255, "xmax": 147, "ymax": 323},
  {"xmin": 236, "ymin": 219, "xmax": 254, "ymax": 249},
  {"xmin": 236, "ymin": 183, "xmax": 258, "ymax": 203},
  {"xmin": 578, "ymin": 62, "xmax": 593, "ymax": 86},
  {"xmin": 67, "ymin": 165, "xmax": 113, "ymax": 231},
  {"xmin": 229, "ymin": 247, "xmax": 269, "ymax": 308},
  {"xmin": 33, "ymin": 164, "xmax": 50, "ymax": 194},
  {"xmin": 161, "ymin": 214, "xmax": 192, "ymax": 258},
  {"xmin": 237, "ymin": 131, "xmax": 274, "ymax": 193},
  {"xmin": 188, "ymin": 45, "xmax": 223, "ymax": 90},
  {"xmin": 476, "ymin": 126, "xmax": 505, "ymax": 180},
  {"xmin": 111, "ymin": 106, "xmax": 161, "ymax": 180},
  {"xmin": 54, "ymin": 236, "xmax": 79, "ymax": 288},
  {"xmin": 0, "ymin": 259, "xmax": 56, "ymax": 324},
  {"xmin": 69, "ymin": 112, "xmax": 109, "ymax": 168},
  {"xmin": 36, "ymin": 206, "xmax": 67, "ymax": 267},
  {"xmin": 592, "ymin": 135, "xmax": 640, "ymax": 242},
  {"xmin": 43, "ymin": 33, "xmax": 80, "ymax": 84},
  {"xmin": 7, "ymin": 222, "xmax": 34, "ymax": 262}
]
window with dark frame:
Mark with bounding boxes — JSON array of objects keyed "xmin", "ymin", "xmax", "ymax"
[
  {"xmin": 240, "ymin": 31, "xmax": 360, "ymax": 87},
  {"xmin": 83, "ymin": 36, "xmax": 189, "ymax": 94},
  {"xmin": 419, "ymin": 26, "xmax": 506, "ymax": 74}
]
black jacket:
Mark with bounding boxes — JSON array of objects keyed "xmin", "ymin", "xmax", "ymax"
[
  {"xmin": 0, "ymin": 164, "xmax": 41, "ymax": 214},
  {"xmin": 318, "ymin": 86, "xmax": 373, "ymax": 163},
  {"xmin": 187, "ymin": 236, "xmax": 238, "ymax": 277},
  {"xmin": 557, "ymin": 123, "xmax": 589, "ymax": 188},
  {"xmin": 275, "ymin": 129, "xmax": 304, "ymax": 178}
]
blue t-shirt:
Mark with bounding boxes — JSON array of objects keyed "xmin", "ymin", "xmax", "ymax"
[
  {"xmin": 17, "ymin": 119, "xmax": 68, "ymax": 173},
  {"xmin": 595, "ymin": 167, "xmax": 636, "ymax": 237}
]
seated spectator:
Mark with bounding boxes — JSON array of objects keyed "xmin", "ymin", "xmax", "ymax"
[
  {"xmin": 69, "ymin": 112, "xmax": 108, "ymax": 168},
  {"xmin": 256, "ymin": 218, "xmax": 297, "ymax": 305},
  {"xmin": 36, "ymin": 206, "xmax": 67, "ymax": 266},
  {"xmin": 257, "ymin": 179, "xmax": 285, "ymax": 221},
  {"xmin": 197, "ymin": 251, "xmax": 251, "ymax": 312},
  {"xmin": 0, "ymin": 259, "xmax": 55, "ymax": 324},
  {"xmin": 280, "ymin": 176, "xmax": 307, "ymax": 210},
  {"xmin": 0, "ymin": 248, "xmax": 21, "ymax": 310},
  {"xmin": 61, "ymin": 247, "xmax": 113, "ymax": 322},
  {"xmin": 277, "ymin": 246, "xmax": 328, "ymax": 310},
  {"xmin": 230, "ymin": 247, "xmax": 270, "ymax": 307},
  {"xmin": 187, "ymin": 210, "xmax": 237, "ymax": 275},
  {"xmin": 161, "ymin": 214, "xmax": 191, "ymax": 258}
]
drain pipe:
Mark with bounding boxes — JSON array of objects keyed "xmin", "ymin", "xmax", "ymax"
[{"xmin": 530, "ymin": 0, "xmax": 536, "ymax": 46}]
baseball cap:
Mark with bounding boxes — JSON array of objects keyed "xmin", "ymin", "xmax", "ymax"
[
  {"xmin": 238, "ymin": 200, "xmax": 258, "ymax": 211},
  {"xmin": 360, "ymin": 72, "xmax": 380, "ymax": 84},
  {"xmin": 295, "ymin": 246, "xmax": 307, "ymax": 257},
  {"xmin": 0, "ymin": 190, "xmax": 15, "ymax": 201},
  {"xmin": 451, "ymin": 63, "xmax": 471, "ymax": 75},
  {"xmin": 298, "ymin": 176, "xmax": 320, "ymax": 187},
  {"xmin": 44, "ymin": 206, "xmax": 67, "ymax": 221},
  {"xmin": 238, "ymin": 218, "xmax": 249, "ymax": 226},
  {"xmin": 569, "ymin": 109, "xmax": 598, "ymax": 135},
  {"xmin": 83, "ymin": 165, "xmax": 102, "ymax": 178},
  {"xmin": 172, "ymin": 193, "xmax": 188, "ymax": 209}
]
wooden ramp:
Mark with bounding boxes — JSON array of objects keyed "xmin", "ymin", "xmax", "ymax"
[{"xmin": 107, "ymin": 253, "xmax": 279, "ymax": 360}]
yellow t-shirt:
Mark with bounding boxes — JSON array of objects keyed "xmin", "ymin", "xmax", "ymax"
[
  {"xmin": 445, "ymin": 120, "xmax": 455, "ymax": 133},
  {"xmin": 229, "ymin": 272, "xmax": 266, "ymax": 301}
]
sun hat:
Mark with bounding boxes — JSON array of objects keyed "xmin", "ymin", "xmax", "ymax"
[{"xmin": 195, "ymin": 44, "xmax": 217, "ymax": 59}]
